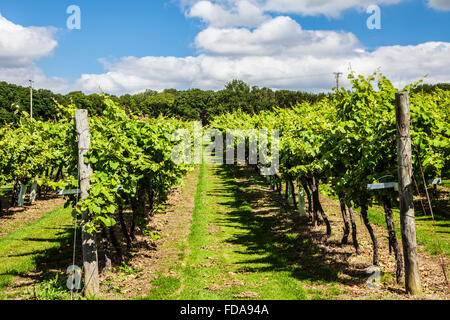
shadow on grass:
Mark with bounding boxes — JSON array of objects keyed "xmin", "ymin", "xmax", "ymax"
[
  {"xmin": 212, "ymin": 164, "xmax": 369, "ymax": 287},
  {"xmin": 0, "ymin": 220, "xmax": 84, "ymax": 294}
]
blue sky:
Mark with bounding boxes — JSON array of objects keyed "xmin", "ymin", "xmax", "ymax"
[
  {"xmin": 1, "ymin": 0, "xmax": 200, "ymax": 79},
  {"xmin": 0, "ymin": 0, "xmax": 449, "ymax": 94}
]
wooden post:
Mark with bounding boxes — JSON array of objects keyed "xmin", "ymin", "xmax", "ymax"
[
  {"xmin": 75, "ymin": 109, "xmax": 99, "ymax": 297},
  {"xmin": 395, "ymin": 91, "xmax": 421, "ymax": 295}
]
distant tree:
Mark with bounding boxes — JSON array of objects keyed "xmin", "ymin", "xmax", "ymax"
[
  {"xmin": 143, "ymin": 92, "xmax": 176, "ymax": 117},
  {"xmin": 173, "ymin": 89, "xmax": 214, "ymax": 120},
  {"xmin": 215, "ymin": 80, "xmax": 253, "ymax": 113},
  {"xmin": 0, "ymin": 79, "xmax": 357, "ymax": 126},
  {"xmin": 251, "ymin": 86, "xmax": 277, "ymax": 112},
  {"xmin": 413, "ymin": 83, "xmax": 450, "ymax": 93}
]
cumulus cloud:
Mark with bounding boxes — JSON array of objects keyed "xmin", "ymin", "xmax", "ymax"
[
  {"xmin": 77, "ymin": 40, "xmax": 450, "ymax": 95},
  {"xmin": 75, "ymin": 10, "xmax": 450, "ymax": 95},
  {"xmin": 187, "ymin": 0, "xmax": 269, "ymax": 27},
  {"xmin": 0, "ymin": 63, "xmax": 70, "ymax": 92},
  {"xmin": 77, "ymin": 56, "xmax": 205, "ymax": 93},
  {"xmin": 184, "ymin": 0, "xmax": 405, "ymax": 20},
  {"xmin": 1, "ymin": 2, "xmax": 449, "ymax": 96},
  {"xmin": 0, "ymin": 13, "xmax": 69, "ymax": 92},
  {"xmin": 427, "ymin": 0, "xmax": 450, "ymax": 11},
  {"xmin": 195, "ymin": 16, "xmax": 361, "ymax": 57},
  {"xmin": 0, "ymin": 13, "xmax": 57, "ymax": 67}
]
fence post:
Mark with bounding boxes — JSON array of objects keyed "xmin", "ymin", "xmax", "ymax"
[
  {"xmin": 395, "ymin": 91, "xmax": 421, "ymax": 295},
  {"xmin": 75, "ymin": 109, "xmax": 99, "ymax": 297}
]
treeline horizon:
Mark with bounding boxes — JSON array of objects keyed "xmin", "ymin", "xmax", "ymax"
[{"xmin": 1, "ymin": 80, "xmax": 449, "ymax": 126}]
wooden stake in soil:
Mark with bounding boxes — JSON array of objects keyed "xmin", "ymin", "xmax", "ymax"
[
  {"xmin": 395, "ymin": 91, "xmax": 421, "ymax": 295},
  {"xmin": 75, "ymin": 109, "xmax": 99, "ymax": 297}
]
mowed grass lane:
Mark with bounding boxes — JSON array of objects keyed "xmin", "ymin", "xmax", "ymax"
[{"xmin": 144, "ymin": 162, "xmax": 333, "ymax": 300}]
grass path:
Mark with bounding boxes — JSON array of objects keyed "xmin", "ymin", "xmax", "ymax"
[
  {"xmin": 0, "ymin": 198, "xmax": 66, "ymax": 238},
  {"xmin": 145, "ymin": 161, "xmax": 448, "ymax": 300},
  {"xmin": 0, "ymin": 206, "xmax": 74, "ymax": 297},
  {"xmin": 0, "ymin": 161, "xmax": 447, "ymax": 300},
  {"xmin": 145, "ymin": 162, "xmax": 337, "ymax": 300}
]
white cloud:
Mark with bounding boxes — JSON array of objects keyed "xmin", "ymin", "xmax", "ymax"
[
  {"xmin": 74, "ymin": 1, "xmax": 448, "ymax": 94},
  {"xmin": 1, "ymin": 2, "xmax": 449, "ymax": 96},
  {"xmin": 0, "ymin": 63, "xmax": 70, "ymax": 92},
  {"xmin": 77, "ymin": 40, "xmax": 450, "ymax": 95},
  {"xmin": 346, "ymin": 42, "xmax": 450, "ymax": 88},
  {"xmin": 77, "ymin": 56, "xmax": 204, "ymax": 93},
  {"xmin": 0, "ymin": 13, "xmax": 69, "ymax": 92},
  {"xmin": 427, "ymin": 0, "xmax": 450, "ymax": 11},
  {"xmin": 75, "ymin": 9, "xmax": 450, "ymax": 95},
  {"xmin": 262, "ymin": 0, "xmax": 403, "ymax": 17},
  {"xmin": 195, "ymin": 16, "xmax": 361, "ymax": 57},
  {"xmin": 0, "ymin": 13, "xmax": 57, "ymax": 67},
  {"xmin": 183, "ymin": 0, "xmax": 405, "ymax": 20},
  {"xmin": 187, "ymin": 0, "xmax": 269, "ymax": 27}
]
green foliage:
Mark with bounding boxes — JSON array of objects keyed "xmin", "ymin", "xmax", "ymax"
[
  {"xmin": 25, "ymin": 274, "xmax": 72, "ymax": 300},
  {"xmin": 0, "ymin": 95, "xmax": 192, "ymax": 234},
  {"xmin": 118, "ymin": 261, "xmax": 142, "ymax": 275},
  {"xmin": 0, "ymin": 80, "xmax": 327, "ymax": 127},
  {"xmin": 211, "ymin": 71, "xmax": 449, "ymax": 210},
  {"xmin": 0, "ymin": 81, "xmax": 64, "ymax": 125}
]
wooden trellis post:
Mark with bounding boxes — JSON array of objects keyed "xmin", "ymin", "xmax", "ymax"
[
  {"xmin": 75, "ymin": 109, "xmax": 99, "ymax": 297},
  {"xmin": 395, "ymin": 91, "xmax": 421, "ymax": 295}
]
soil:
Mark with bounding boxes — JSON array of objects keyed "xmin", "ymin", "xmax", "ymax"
[
  {"xmin": 1, "ymin": 164, "xmax": 448, "ymax": 300},
  {"xmin": 234, "ymin": 166, "xmax": 449, "ymax": 300},
  {"xmin": 99, "ymin": 167, "xmax": 200, "ymax": 299}
]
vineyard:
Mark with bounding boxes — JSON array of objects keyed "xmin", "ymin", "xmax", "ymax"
[{"xmin": 0, "ymin": 72, "xmax": 449, "ymax": 300}]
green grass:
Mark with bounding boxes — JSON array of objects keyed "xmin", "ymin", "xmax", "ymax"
[
  {"xmin": 338, "ymin": 201, "xmax": 450, "ymax": 257},
  {"xmin": 142, "ymin": 161, "xmax": 341, "ymax": 300},
  {"xmin": 364, "ymin": 205, "xmax": 450, "ymax": 257},
  {"xmin": 0, "ymin": 206, "xmax": 73, "ymax": 293},
  {"xmin": 179, "ymin": 162, "xmax": 308, "ymax": 299},
  {"xmin": 142, "ymin": 275, "xmax": 181, "ymax": 300}
]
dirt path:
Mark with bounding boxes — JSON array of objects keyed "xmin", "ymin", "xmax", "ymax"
[
  {"xmin": 317, "ymin": 194, "xmax": 449, "ymax": 299},
  {"xmin": 100, "ymin": 167, "xmax": 200, "ymax": 299},
  {"xmin": 158, "ymin": 162, "xmax": 310, "ymax": 300}
]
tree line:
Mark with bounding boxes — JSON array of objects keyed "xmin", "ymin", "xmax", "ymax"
[
  {"xmin": 0, "ymin": 80, "xmax": 326, "ymax": 126},
  {"xmin": 1, "ymin": 80, "xmax": 448, "ymax": 127}
]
